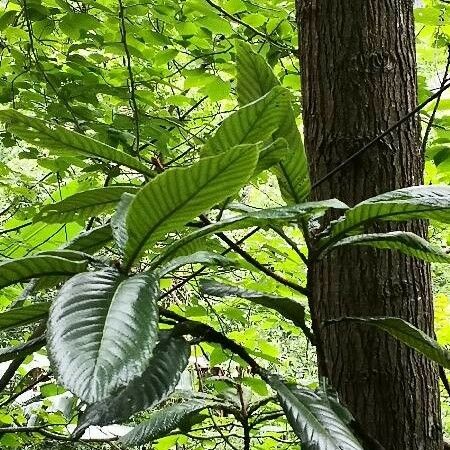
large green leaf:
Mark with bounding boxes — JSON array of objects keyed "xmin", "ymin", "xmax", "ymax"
[
  {"xmin": 274, "ymin": 113, "xmax": 311, "ymax": 204},
  {"xmin": 0, "ymin": 303, "xmax": 50, "ymax": 331},
  {"xmin": 0, "ymin": 253, "xmax": 89, "ymax": 290},
  {"xmin": 120, "ymin": 400, "xmax": 209, "ymax": 446},
  {"xmin": 267, "ymin": 375, "xmax": 363, "ymax": 450},
  {"xmin": 327, "ymin": 185, "xmax": 450, "ymax": 242},
  {"xmin": 235, "ymin": 41, "xmax": 280, "ymax": 106},
  {"xmin": 328, "ymin": 231, "xmax": 450, "ymax": 263},
  {"xmin": 235, "ymin": 43, "xmax": 310, "ymax": 203},
  {"xmin": 152, "ymin": 199, "xmax": 348, "ymax": 268},
  {"xmin": 64, "ymin": 225, "xmax": 113, "ymax": 254},
  {"xmin": 157, "ymin": 251, "xmax": 237, "ymax": 277},
  {"xmin": 0, "ymin": 110, "xmax": 155, "ymax": 177},
  {"xmin": 122, "ymin": 145, "xmax": 259, "ymax": 269},
  {"xmin": 330, "ymin": 317, "xmax": 450, "ymax": 369},
  {"xmin": 77, "ymin": 335, "xmax": 190, "ymax": 430},
  {"xmin": 111, "ymin": 193, "xmax": 134, "ymax": 254},
  {"xmin": 34, "ymin": 186, "xmax": 140, "ymax": 224},
  {"xmin": 200, "ymin": 280, "xmax": 309, "ymax": 332},
  {"xmin": 47, "ymin": 269, "xmax": 160, "ymax": 403},
  {"xmin": 202, "ymin": 87, "xmax": 290, "ymax": 157}
]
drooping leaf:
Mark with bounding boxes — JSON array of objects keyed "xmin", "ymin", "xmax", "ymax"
[
  {"xmin": 152, "ymin": 199, "xmax": 348, "ymax": 268},
  {"xmin": 159, "ymin": 234, "xmax": 226, "ymax": 261},
  {"xmin": 328, "ymin": 231, "xmax": 450, "ymax": 263},
  {"xmin": 77, "ymin": 335, "xmax": 190, "ymax": 430},
  {"xmin": 255, "ymin": 138, "xmax": 289, "ymax": 174},
  {"xmin": 157, "ymin": 252, "xmax": 237, "ymax": 277},
  {"xmin": 0, "ymin": 110, "xmax": 155, "ymax": 177},
  {"xmin": 47, "ymin": 269, "xmax": 160, "ymax": 403},
  {"xmin": 120, "ymin": 400, "xmax": 210, "ymax": 446},
  {"xmin": 111, "ymin": 193, "xmax": 134, "ymax": 254},
  {"xmin": 35, "ymin": 186, "xmax": 140, "ymax": 223},
  {"xmin": 33, "ymin": 227, "xmax": 113, "ymax": 292},
  {"xmin": 0, "ymin": 253, "xmax": 89, "ymax": 290},
  {"xmin": 200, "ymin": 280, "xmax": 309, "ymax": 331},
  {"xmin": 123, "ymin": 145, "xmax": 259, "ymax": 269},
  {"xmin": 235, "ymin": 41, "xmax": 280, "ymax": 106},
  {"xmin": 267, "ymin": 375, "xmax": 363, "ymax": 450},
  {"xmin": 235, "ymin": 43, "xmax": 310, "ymax": 203},
  {"xmin": 273, "ymin": 115, "xmax": 311, "ymax": 204},
  {"xmin": 202, "ymin": 87, "xmax": 290, "ymax": 157},
  {"xmin": 327, "ymin": 185, "xmax": 450, "ymax": 241},
  {"xmin": 329, "ymin": 317, "xmax": 450, "ymax": 369},
  {"xmin": 0, "ymin": 303, "xmax": 50, "ymax": 331},
  {"xmin": 40, "ymin": 249, "xmax": 95, "ymax": 261},
  {"xmin": 64, "ymin": 225, "xmax": 113, "ymax": 254}
]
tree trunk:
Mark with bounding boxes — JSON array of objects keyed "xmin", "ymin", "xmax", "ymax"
[{"xmin": 297, "ymin": 1, "xmax": 442, "ymax": 449}]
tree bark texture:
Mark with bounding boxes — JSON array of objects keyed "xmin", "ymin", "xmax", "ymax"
[{"xmin": 297, "ymin": 1, "xmax": 442, "ymax": 449}]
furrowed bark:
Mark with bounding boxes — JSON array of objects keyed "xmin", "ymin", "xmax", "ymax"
[{"xmin": 297, "ymin": 1, "xmax": 442, "ymax": 449}]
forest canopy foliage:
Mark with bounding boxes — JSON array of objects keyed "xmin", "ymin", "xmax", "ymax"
[{"xmin": 1, "ymin": 0, "xmax": 450, "ymax": 449}]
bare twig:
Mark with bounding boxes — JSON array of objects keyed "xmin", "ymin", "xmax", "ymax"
[
  {"xmin": 422, "ymin": 45, "xmax": 450, "ymax": 152},
  {"xmin": 0, "ymin": 321, "xmax": 46, "ymax": 393},
  {"xmin": 440, "ymin": 365, "xmax": 450, "ymax": 400},
  {"xmin": 161, "ymin": 227, "xmax": 260, "ymax": 299},
  {"xmin": 312, "ymin": 79, "xmax": 450, "ymax": 190},
  {"xmin": 200, "ymin": 215, "xmax": 308, "ymax": 296},
  {"xmin": 0, "ymin": 425, "xmax": 118, "ymax": 442},
  {"xmin": 0, "ymin": 220, "xmax": 33, "ymax": 236},
  {"xmin": 271, "ymin": 226, "xmax": 308, "ymax": 264},
  {"xmin": 22, "ymin": 0, "xmax": 80, "ymax": 129},
  {"xmin": 203, "ymin": 0, "xmax": 293, "ymax": 51},
  {"xmin": 118, "ymin": 0, "xmax": 140, "ymax": 155}
]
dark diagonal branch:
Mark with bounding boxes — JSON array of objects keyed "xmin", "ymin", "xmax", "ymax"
[
  {"xmin": 312, "ymin": 79, "xmax": 450, "ymax": 190},
  {"xmin": 118, "ymin": 0, "xmax": 140, "ymax": 155},
  {"xmin": 422, "ymin": 45, "xmax": 450, "ymax": 153}
]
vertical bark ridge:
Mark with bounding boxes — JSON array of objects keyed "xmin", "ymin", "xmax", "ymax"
[{"xmin": 298, "ymin": 1, "xmax": 442, "ymax": 449}]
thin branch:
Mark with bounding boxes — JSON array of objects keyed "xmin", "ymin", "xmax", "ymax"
[
  {"xmin": 166, "ymin": 313, "xmax": 264, "ymax": 376},
  {"xmin": 0, "ymin": 203, "xmax": 16, "ymax": 218},
  {"xmin": 440, "ymin": 365, "xmax": 450, "ymax": 400},
  {"xmin": 200, "ymin": 215, "xmax": 308, "ymax": 296},
  {"xmin": 0, "ymin": 220, "xmax": 33, "ymax": 236},
  {"xmin": 118, "ymin": 0, "xmax": 140, "ymax": 155},
  {"xmin": 208, "ymin": 410, "xmax": 241, "ymax": 450},
  {"xmin": 422, "ymin": 45, "xmax": 450, "ymax": 153},
  {"xmin": 271, "ymin": 226, "xmax": 308, "ymax": 264},
  {"xmin": 312, "ymin": 79, "xmax": 450, "ymax": 190},
  {"xmin": 0, "ymin": 425, "xmax": 118, "ymax": 442},
  {"xmin": 22, "ymin": 0, "xmax": 80, "ymax": 129},
  {"xmin": 0, "ymin": 321, "xmax": 46, "ymax": 393},
  {"xmin": 236, "ymin": 381, "xmax": 251, "ymax": 450},
  {"xmin": 0, "ymin": 372, "xmax": 50, "ymax": 407},
  {"xmin": 203, "ymin": 0, "xmax": 292, "ymax": 51},
  {"xmin": 164, "ymin": 48, "xmax": 232, "ymax": 79},
  {"xmin": 161, "ymin": 228, "xmax": 260, "ymax": 299},
  {"xmin": 242, "ymin": 417, "xmax": 251, "ymax": 450},
  {"xmin": 249, "ymin": 411, "xmax": 284, "ymax": 428}
]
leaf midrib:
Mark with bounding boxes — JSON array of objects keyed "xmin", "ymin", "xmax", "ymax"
[
  {"xmin": 41, "ymin": 193, "xmax": 131, "ymax": 218},
  {"xmin": 210, "ymin": 89, "xmax": 285, "ymax": 153},
  {"xmin": 326, "ymin": 204, "xmax": 450, "ymax": 250},
  {"xmin": 125, "ymin": 150, "xmax": 254, "ymax": 270},
  {"xmin": 9, "ymin": 115, "xmax": 153, "ymax": 176},
  {"xmin": 0, "ymin": 257, "xmax": 87, "ymax": 289}
]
